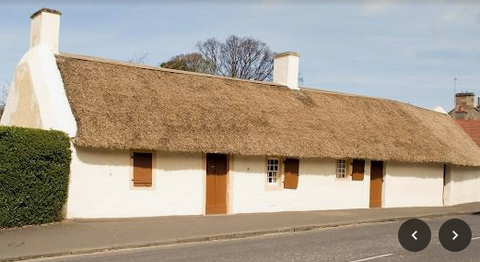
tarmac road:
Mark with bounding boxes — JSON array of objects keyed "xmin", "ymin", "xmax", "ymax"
[{"xmin": 29, "ymin": 214, "xmax": 480, "ymax": 262}]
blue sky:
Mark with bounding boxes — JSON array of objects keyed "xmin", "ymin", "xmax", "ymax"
[{"xmin": 1, "ymin": 1, "xmax": 480, "ymax": 110}]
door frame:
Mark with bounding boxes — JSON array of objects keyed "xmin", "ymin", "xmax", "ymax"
[
  {"xmin": 369, "ymin": 160, "xmax": 384, "ymax": 208},
  {"xmin": 204, "ymin": 153, "xmax": 230, "ymax": 215}
]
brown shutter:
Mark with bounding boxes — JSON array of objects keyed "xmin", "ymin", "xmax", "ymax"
[
  {"xmin": 133, "ymin": 153, "xmax": 153, "ymax": 187},
  {"xmin": 284, "ymin": 158, "xmax": 299, "ymax": 189},
  {"xmin": 351, "ymin": 159, "xmax": 365, "ymax": 181}
]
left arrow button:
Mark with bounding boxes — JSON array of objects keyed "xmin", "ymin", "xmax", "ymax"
[
  {"xmin": 412, "ymin": 231, "xmax": 418, "ymax": 240},
  {"xmin": 398, "ymin": 219, "xmax": 431, "ymax": 252}
]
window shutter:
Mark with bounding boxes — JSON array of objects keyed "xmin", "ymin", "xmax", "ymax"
[
  {"xmin": 284, "ymin": 158, "xmax": 299, "ymax": 189},
  {"xmin": 133, "ymin": 153, "xmax": 153, "ymax": 187},
  {"xmin": 351, "ymin": 159, "xmax": 365, "ymax": 181}
]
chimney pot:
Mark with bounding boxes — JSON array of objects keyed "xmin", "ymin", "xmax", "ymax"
[
  {"xmin": 273, "ymin": 52, "xmax": 300, "ymax": 90},
  {"xmin": 29, "ymin": 8, "xmax": 61, "ymax": 53}
]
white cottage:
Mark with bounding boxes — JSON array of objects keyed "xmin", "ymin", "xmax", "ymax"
[{"xmin": 2, "ymin": 9, "xmax": 480, "ymax": 219}]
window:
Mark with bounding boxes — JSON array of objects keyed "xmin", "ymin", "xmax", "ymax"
[
  {"xmin": 336, "ymin": 159, "xmax": 347, "ymax": 178},
  {"xmin": 267, "ymin": 158, "xmax": 280, "ymax": 184},
  {"xmin": 133, "ymin": 152, "xmax": 153, "ymax": 187}
]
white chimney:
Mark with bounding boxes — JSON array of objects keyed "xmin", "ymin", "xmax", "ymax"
[
  {"xmin": 30, "ymin": 8, "xmax": 62, "ymax": 54},
  {"xmin": 273, "ymin": 52, "xmax": 300, "ymax": 90}
]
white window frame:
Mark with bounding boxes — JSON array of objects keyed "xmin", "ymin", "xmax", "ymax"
[
  {"xmin": 336, "ymin": 159, "xmax": 349, "ymax": 179},
  {"xmin": 267, "ymin": 158, "xmax": 281, "ymax": 185}
]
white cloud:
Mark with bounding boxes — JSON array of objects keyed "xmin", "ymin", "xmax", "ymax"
[
  {"xmin": 256, "ymin": 0, "xmax": 287, "ymax": 9},
  {"xmin": 361, "ymin": 0, "xmax": 404, "ymax": 16},
  {"xmin": 401, "ymin": 48, "xmax": 417, "ymax": 59},
  {"xmin": 439, "ymin": 6, "xmax": 468, "ymax": 23},
  {"xmin": 431, "ymin": 3, "xmax": 480, "ymax": 41}
]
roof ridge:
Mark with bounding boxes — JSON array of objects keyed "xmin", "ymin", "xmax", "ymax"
[
  {"xmin": 300, "ymin": 86, "xmax": 445, "ymax": 116},
  {"xmin": 56, "ymin": 53, "xmax": 287, "ymax": 88},
  {"xmin": 57, "ymin": 53, "xmax": 444, "ymax": 116}
]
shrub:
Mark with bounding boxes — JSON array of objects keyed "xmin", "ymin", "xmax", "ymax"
[{"xmin": 0, "ymin": 126, "xmax": 71, "ymax": 228}]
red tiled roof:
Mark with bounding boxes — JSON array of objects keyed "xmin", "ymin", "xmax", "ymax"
[{"xmin": 457, "ymin": 120, "xmax": 480, "ymax": 148}]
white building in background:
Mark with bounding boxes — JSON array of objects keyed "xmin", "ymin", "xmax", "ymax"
[{"xmin": 2, "ymin": 8, "xmax": 480, "ymax": 219}]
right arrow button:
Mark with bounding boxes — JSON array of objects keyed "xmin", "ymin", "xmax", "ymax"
[
  {"xmin": 453, "ymin": 230, "xmax": 458, "ymax": 240},
  {"xmin": 439, "ymin": 219, "xmax": 471, "ymax": 252}
]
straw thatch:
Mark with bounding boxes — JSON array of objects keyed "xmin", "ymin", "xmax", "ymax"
[{"xmin": 55, "ymin": 53, "xmax": 480, "ymax": 166}]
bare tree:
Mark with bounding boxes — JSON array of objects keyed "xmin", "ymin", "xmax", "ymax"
[
  {"xmin": 128, "ymin": 53, "xmax": 150, "ymax": 64},
  {"xmin": 0, "ymin": 81, "xmax": 9, "ymax": 119},
  {"xmin": 197, "ymin": 36, "xmax": 274, "ymax": 81},
  {"xmin": 161, "ymin": 35, "xmax": 275, "ymax": 81},
  {"xmin": 160, "ymin": 53, "xmax": 215, "ymax": 74}
]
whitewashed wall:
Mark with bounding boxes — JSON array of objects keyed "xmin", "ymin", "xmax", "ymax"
[
  {"xmin": 444, "ymin": 166, "xmax": 480, "ymax": 206},
  {"xmin": 46, "ymin": 149, "xmax": 480, "ymax": 219},
  {"xmin": 66, "ymin": 147, "xmax": 205, "ymax": 219},
  {"xmin": 0, "ymin": 45, "xmax": 76, "ymax": 136},
  {"xmin": 230, "ymin": 156, "xmax": 371, "ymax": 213},
  {"xmin": 383, "ymin": 162, "xmax": 444, "ymax": 208}
]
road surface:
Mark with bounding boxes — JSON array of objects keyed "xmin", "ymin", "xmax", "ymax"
[{"xmin": 30, "ymin": 214, "xmax": 480, "ymax": 262}]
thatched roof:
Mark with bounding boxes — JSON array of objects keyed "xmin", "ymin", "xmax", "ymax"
[{"xmin": 55, "ymin": 53, "xmax": 480, "ymax": 166}]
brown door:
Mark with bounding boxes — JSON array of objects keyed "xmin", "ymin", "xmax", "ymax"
[
  {"xmin": 206, "ymin": 154, "xmax": 228, "ymax": 215},
  {"xmin": 369, "ymin": 161, "xmax": 383, "ymax": 208},
  {"xmin": 284, "ymin": 158, "xmax": 299, "ymax": 189}
]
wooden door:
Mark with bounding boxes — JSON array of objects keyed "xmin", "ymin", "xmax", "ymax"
[
  {"xmin": 206, "ymin": 154, "xmax": 228, "ymax": 215},
  {"xmin": 284, "ymin": 158, "xmax": 299, "ymax": 189},
  {"xmin": 369, "ymin": 161, "xmax": 383, "ymax": 208}
]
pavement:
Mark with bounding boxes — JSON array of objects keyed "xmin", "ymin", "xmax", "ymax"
[
  {"xmin": 1, "ymin": 202, "xmax": 480, "ymax": 262},
  {"xmin": 25, "ymin": 214, "xmax": 480, "ymax": 262}
]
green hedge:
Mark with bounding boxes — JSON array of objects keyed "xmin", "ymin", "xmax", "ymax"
[{"xmin": 0, "ymin": 126, "xmax": 71, "ymax": 228}]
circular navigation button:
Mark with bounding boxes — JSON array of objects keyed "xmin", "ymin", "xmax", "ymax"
[
  {"xmin": 439, "ymin": 219, "xmax": 472, "ymax": 252},
  {"xmin": 398, "ymin": 219, "xmax": 431, "ymax": 252}
]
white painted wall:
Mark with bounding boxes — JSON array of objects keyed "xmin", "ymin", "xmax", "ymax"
[
  {"xmin": 64, "ymin": 151, "xmax": 480, "ymax": 219},
  {"xmin": 444, "ymin": 166, "xmax": 480, "ymax": 206},
  {"xmin": 0, "ymin": 45, "xmax": 76, "ymax": 137},
  {"xmin": 70, "ymin": 152, "xmax": 374, "ymax": 218},
  {"xmin": 383, "ymin": 162, "xmax": 444, "ymax": 208},
  {"xmin": 273, "ymin": 53, "xmax": 299, "ymax": 90},
  {"xmin": 67, "ymin": 147, "xmax": 205, "ymax": 219},
  {"xmin": 30, "ymin": 10, "xmax": 61, "ymax": 54},
  {"xmin": 230, "ymin": 156, "xmax": 371, "ymax": 213}
]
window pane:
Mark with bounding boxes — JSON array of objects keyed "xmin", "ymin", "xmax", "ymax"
[
  {"xmin": 267, "ymin": 158, "xmax": 279, "ymax": 184},
  {"xmin": 336, "ymin": 159, "xmax": 346, "ymax": 178}
]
